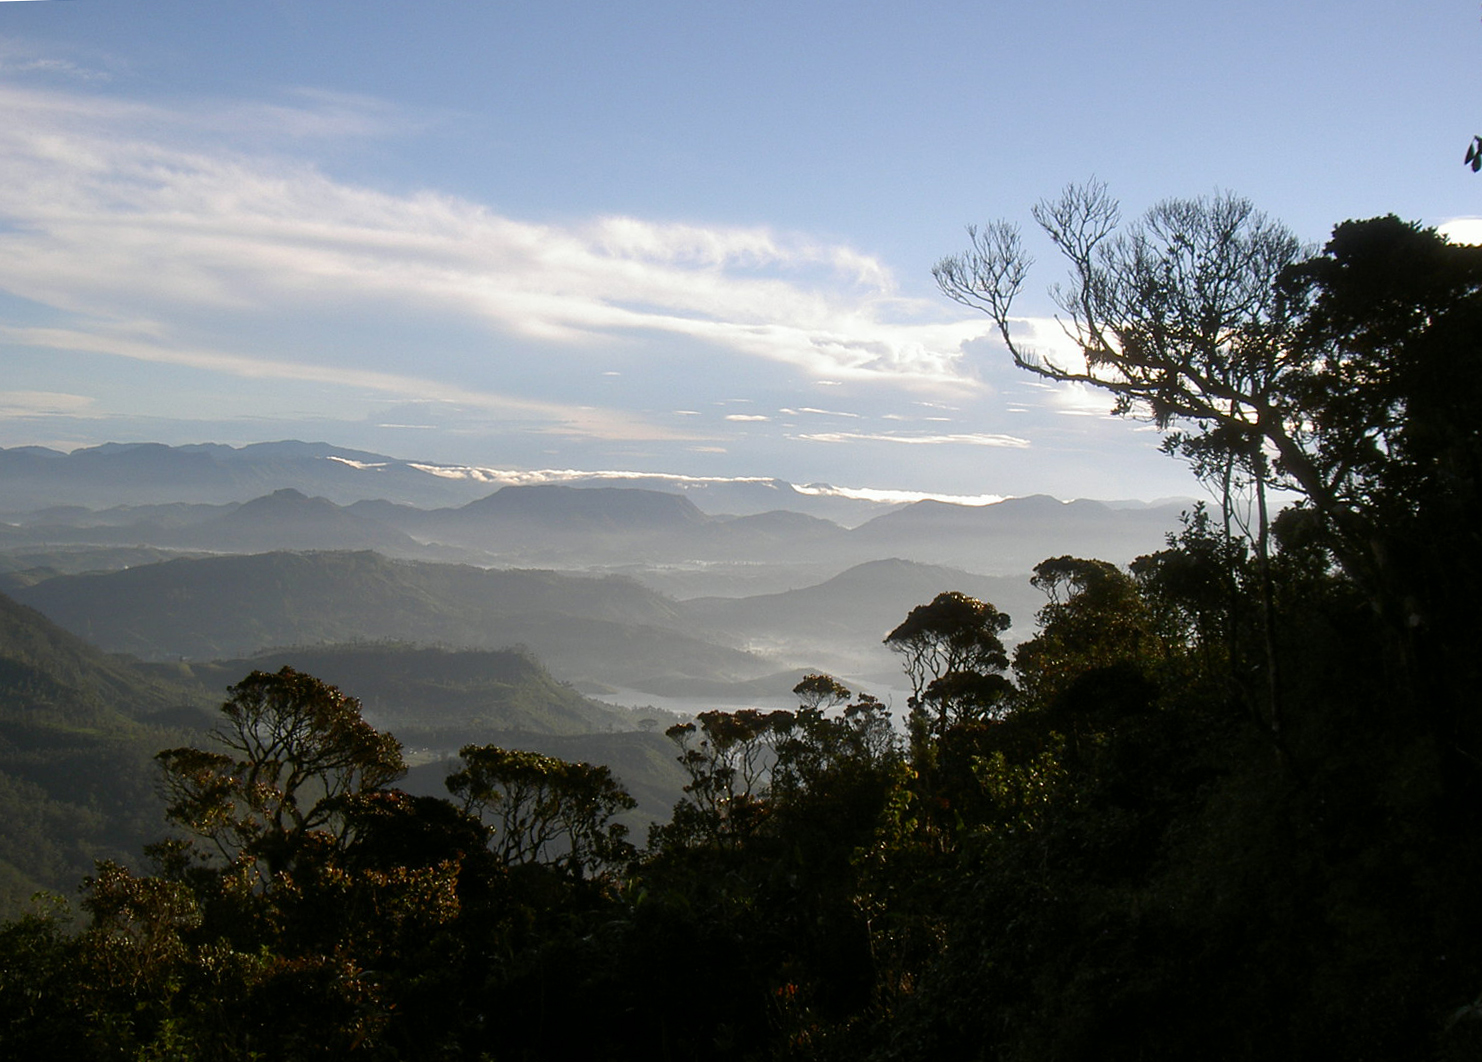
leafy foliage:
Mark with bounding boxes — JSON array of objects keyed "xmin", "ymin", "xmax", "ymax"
[
  {"xmin": 157, "ymin": 667, "xmax": 405, "ymax": 879},
  {"xmin": 447, "ymin": 743, "xmax": 635, "ymax": 875}
]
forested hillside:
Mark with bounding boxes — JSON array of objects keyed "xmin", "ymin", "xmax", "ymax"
[
  {"xmin": 1, "ymin": 210, "xmax": 1479, "ymax": 1061},
  {"xmin": 10, "ymin": 550, "xmax": 774, "ymax": 692},
  {"xmin": 0, "ymin": 593, "xmax": 206, "ymax": 910},
  {"xmin": 0, "ymin": 597, "xmax": 691, "ymax": 912}
]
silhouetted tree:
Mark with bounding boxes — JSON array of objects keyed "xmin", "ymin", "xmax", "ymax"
[
  {"xmin": 446, "ymin": 744, "xmax": 635, "ymax": 877},
  {"xmin": 885, "ymin": 591, "xmax": 1012, "ymax": 747},
  {"xmin": 155, "ymin": 666, "xmax": 405, "ymax": 880}
]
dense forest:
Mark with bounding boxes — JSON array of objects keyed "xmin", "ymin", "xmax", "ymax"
[{"xmin": 2, "ymin": 205, "xmax": 1481, "ymax": 1060}]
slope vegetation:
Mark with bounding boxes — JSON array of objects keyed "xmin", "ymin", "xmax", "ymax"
[{"xmin": 12, "ymin": 551, "xmax": 773, "ymax": 693}]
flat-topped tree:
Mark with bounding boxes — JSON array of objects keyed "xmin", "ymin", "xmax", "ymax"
[
  {"xmin": 156, "ymin": 666, "xmax": 405, "ymax": 880},
  {"xmin": 885, "ymin": 591, "xmax": 1013, "ymax": 741},
  {"xmin": 446, "ymin": 745, "xmax": 635, "ymax": 878}
]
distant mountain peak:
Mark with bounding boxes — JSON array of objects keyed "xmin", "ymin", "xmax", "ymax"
[
  {"xmin": 464, "ymin": 483, "xmax": 711, "ymax": 528},
  {"xmin": 230, "ymin": 487, "xmax": 333, "ymax": 514}
]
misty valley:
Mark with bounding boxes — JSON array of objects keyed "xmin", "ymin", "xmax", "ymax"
[
  {"xmin": 0, "ymin": 441, "xmax": 1193, "ymax": 894},
  {"xmin": 3, "ymin": 216, "xmax": 1482, "ymax": 1061}
]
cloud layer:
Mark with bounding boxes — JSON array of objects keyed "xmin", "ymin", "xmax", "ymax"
[
  {"xmin": 0, "ymin": 74, "xmax": 1202, "ymax": 502},
  {"xmin": 0, "ymin": 82, "xmax": 991, "ymax": 442}
]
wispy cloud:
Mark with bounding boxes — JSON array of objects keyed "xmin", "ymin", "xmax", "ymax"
[
  {"xmin": 0, "ymin": 389, "xmax": 96, "ymax": 417},
  {"xmin": 778, "ymin": 406, "xmax": 863, "ymax": 418},
  {"xmin": 0, "ymin": 39, "xmax": 113, "ymax": 82},
  {"xmin": 793, "ymin": 483, "xmax": 1006, "ymax": 506},
  {"xmin": 406, "ymin": 464, "xmax": 786, "ymax": 489},
  {"xmin": 794, "ymin": 431, "xmax": 1030, "ymax": 448},
  {"xmin": 1, "ymin": 325, "xmax": 689, "ymax": 441},
  {"xmin": 1046, "ymin": 381, "xmax": 1116, "ymax": 417},
  {"xmin": 394, "ymin": 461, "xmax": 1009, "ymax": 507},
  {"xmin": 0, "ymin": 82, "xmax": 993, "ymax": 398}
]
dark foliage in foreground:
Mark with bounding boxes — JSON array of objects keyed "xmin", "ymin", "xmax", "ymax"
[{"xmin": 4, "ymin": 215, "xmax": 1482, "ymax": 1060}]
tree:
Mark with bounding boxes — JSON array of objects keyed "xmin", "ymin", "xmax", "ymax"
[
  {"xmin": 885, "ymin": 591, "xmax": 1012, "ymax": 740},
  {"xmin": 1013, "ymin": 556, "xmax": 1164, "ymax": 712},
  {"xmin": 1274, "ymin": 216, "xmax": 1482, "ymax": 766},
  {"xmin": 792, "ymin": 672, "xmax": 852, "ymax": 712},
  {"xmin": 1278, "ymin": 216, "xmax": 1482, "ymax": 613},
  {"xmin": 155, "ymin": 667, "xmax": 405, "ymax": 880},
  {"xmin": 934, "ymin": 184, "xmax": 1308, "ymax": 553},
  {"xmin": 657, "ymin": 709, "xmax": 794, "ymax": 849},
  {"xmin": 445, "ymin": 745, "xmax": 635, "ymax": 877},
  {"xmin": 935, "ymin": 189, "xmax": 1473, "ymax": 745},
  {"xmin": 772, "ymin": 682, "xmax": 898, "ymax": 808},
  {"xmin": 934, "ymin": 186, "xmax": 1482, "ymax": 628}
]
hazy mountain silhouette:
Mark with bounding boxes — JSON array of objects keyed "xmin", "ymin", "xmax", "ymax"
[
  {"xmin": 676, "ymin": 557, "xmax": 1044, "ymax": 681},
  {"xmin": 0, "ymin": 589, "xmax": 702, "ymax": 908},
  {"xmin": 0, "ymin": 441, "xmax": 901, "ymax": 520},
  {"xmin": 187, "ymin": 643, "xmax": 626, "ymax": 736},
  {"xmin": 10, "ymin": 483, "xmax": 1189, "ymax": 575},
  {"xmin": 848, "ymin": 494, "xmax": 1191, "ymax": 571},
  {"xmin": 0, "ymin": 441, "xmax": 496, "ymax": 511},
  {"xmin": 0, "ymin": 591, "xmax": 198, "ymax": 724},
  {"xmin": 2, "ymin": 441, "xmax": 1195, "ymax": 580},
  {"xmin": 170, "ymin": 488, "xmax": 426, "ymax": 553},
  {"xmin": 682, "ymin": 558, "xmax": 1038, "ymax": 643},
  {"xmin": 11, "ymin": 551, "xmax": 775, "ymax": 693}
]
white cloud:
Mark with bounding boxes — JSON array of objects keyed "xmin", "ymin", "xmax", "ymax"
[
  {"xmin": 401, "ymin": 460, "xmax": 1008, "ymax": 506},
  {"xmin": 0, "ymin": 82, "xmax": 994, "ymax": 395},
  {"xmin": 0, "ymin": 40, "xmax": 112, "ymax": 82},
  {"xmin": 407, "ymin": 464, "xmax": 782, "ymax": 489},
  {"xmin": 725, "ymin": 414, "xmax": 771, "ymax": 422},
  {"xmin": 1440, "ymin": 217, "xmax": 1482, "ymax": 245},
  {"xmin": 1046, "ymin": 381, "xmax": 1116, "ymax": 417},
  {"xmin": 794, "ymin": 431, "xmax": 1030, "ymax": 448},
  {"xmin": 0, "ymin": 389, "xmax": 95, "ymax": 416},
  {"xmin": 796, "ymin": 406, "xmax": 862, "ymax": 418},
  {"xmin": 1, "ymin": 325, "xmax": 688, "ymax": 441},
  {"xmin": 793, "ymin": 483, "xmax": 1006, "ymax": 506}
]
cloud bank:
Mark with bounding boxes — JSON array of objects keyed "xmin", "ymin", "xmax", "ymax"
[{"xmin": 0, "ymin": 81, "xmax": 991, "ymax": 435}]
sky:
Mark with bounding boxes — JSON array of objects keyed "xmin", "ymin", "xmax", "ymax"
[{"xmin": 0, "ymin": 0, "xmax": 1477, "ymax": 504}]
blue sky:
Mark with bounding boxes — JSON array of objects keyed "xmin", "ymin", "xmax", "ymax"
[{"xmin": 0, "ymin": 0, "xmax": 1477, "ymax": 503}]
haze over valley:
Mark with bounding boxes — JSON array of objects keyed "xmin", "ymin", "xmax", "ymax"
[
  {"xmin": 0, "ymin": 436, "xmax": 1193, "ymax": 904},
  {"xmin": 0, "ymin": 439, "xmax": 1193, "ymax": 696}
]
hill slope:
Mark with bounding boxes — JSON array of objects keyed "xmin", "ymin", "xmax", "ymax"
[
  {"xmin": 12, "ymin": 551, "xmax": 776, "ymax": 694},
  {"xmin": 188, "ymin": 643, "xmax": 625, "ymax": 736},
  {"xmin": 0, "ymin": 591, "xmax": 212, "ymax": 913}
]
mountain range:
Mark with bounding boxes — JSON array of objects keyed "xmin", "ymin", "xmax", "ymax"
[
  {"xmin": 0, "ymin": 437, "xmax": 1206, "ymax": 915},
  {"xmin": 5, "ymin": 551, "xmax": 771, "ymax": 691},
  {"xmin": 3, "ymin": 475, "xmax": 1192, "ymax": 577},
  {"xmin": 0, "ymin": 440, "xmax": 902, "ymax": 522}
]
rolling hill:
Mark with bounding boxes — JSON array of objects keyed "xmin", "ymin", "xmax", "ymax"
[
  {"xmin": 10, "ymin": 551, "xmax": 777, "ymax": 694},
  {"xmin": 0, "ymin": 590, "xmax": 213, "ymax": 912},
  {"xmin": 187, "ymin": 643, "xmax": 625, "ymax": 736}
]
